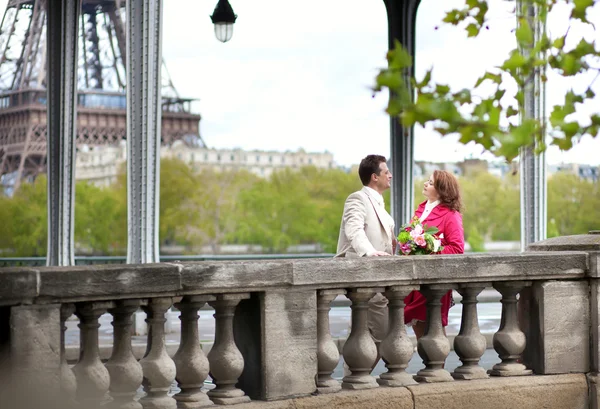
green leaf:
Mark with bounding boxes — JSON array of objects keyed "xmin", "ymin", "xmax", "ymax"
[
  {"xmin": 474, "ymin": 72, "xmax": 502, "ymax": 88},
  {"xmin": 516, "ymin": 18, "xmax": 533, "ymax": 46},
  {"xmin": 506, "ymin": 106, "xmax": 519, "ymax": 118},
  {"xmin": 571, "ymin": 0, "xmax": 594, "ymax": 22},
  {"xmin": 416, "ymin": 69, "xmax": 433, "ymax": 89},
  {"xmin": 501, "ymin": 51, "xmax": 528, "ymax": 72},
  {"xmin": 466, "ymin": 23, "xmax": 479, "ymax": 37}
]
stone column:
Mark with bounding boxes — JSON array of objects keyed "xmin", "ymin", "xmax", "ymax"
[
  {"xmin": 139, "ymin": 297, "xmax": 177, "ymax": 409},
  {"xmin": 73, "ymin": 302, "xmax": 112, "ymax": 407},
  {"xmin": 46, "ymin": 0, "xmax": 82, "ymax": 266},
  {"xmin": 489, "ymin": 281, "xmax": 532, "ymax": 376},
  {"xmin": 126, "ymin": 0, "xmax": 163, "ymax": 264},
  {"xmin": 60, "ymin": 304, "xmax": 77, "ymax": 402},
  {"xmin": 105, "ymin": 300, "xmax": 143, "ymax": 409},
  {"xmin": 378, "ymin": 285, "xmax": 418, "ymax": 387},
  {"xmin": 342, "ymin": 287, "xmax": 384, "ymax": 390},
  {"xmin": 234, "ymin": 290, "xmax": 318, "ymax": 400},
  {"xmin": 208, "ymin": 294, "xmax": 251, "ymax": 405},
  {"xmin": 10, "ymin": 304, "xmax": 63, "ymax": 407},
  {"xmin": 316, "ymin": 289, "xmax": 345, "ymax": 394},
  {"xmin": 173, "ymin": 295, "xmax": 215, "ymax": 408},
  {"xmin": 452, "ymin": 283, "xmax": 489, "ymax": 380},
  {"xmin": 414, "ymin": 284, "xmax": 456, "ymax": 383}
]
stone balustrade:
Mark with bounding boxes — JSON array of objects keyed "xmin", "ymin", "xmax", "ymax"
[{"xmin": 0, "ymin": 234, "xmax": 599, "ymax": 408}]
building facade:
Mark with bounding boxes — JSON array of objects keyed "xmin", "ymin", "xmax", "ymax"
[{"xmin": 75, "ymin": 142, "xmax": 336, "ymax": 185}]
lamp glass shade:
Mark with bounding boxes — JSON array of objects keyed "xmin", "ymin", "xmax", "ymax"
[{"xmin": 214, "ymin": 22, "xmax": 234, "ymax": 43}]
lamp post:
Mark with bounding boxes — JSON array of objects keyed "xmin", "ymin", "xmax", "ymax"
[{"xmin": 210, "ymin": 0, "xmax": 237, "ymax": 43}]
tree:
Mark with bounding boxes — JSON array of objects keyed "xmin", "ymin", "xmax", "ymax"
[
  {"xmin": 374, "ymin": 0, "xmax": 599, "ymax": 162},
  {"xmin": 75, "ymin": 180, "xmax": 127, "ymax": 255},
  {"xmin": 3, "ymin": 176, "xmax": 48, "ymax": 256}
]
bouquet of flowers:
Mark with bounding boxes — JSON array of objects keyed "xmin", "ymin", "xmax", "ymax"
[{"xmin": 397, "ymin": 216, "xmax": 444, "ymax": 255}]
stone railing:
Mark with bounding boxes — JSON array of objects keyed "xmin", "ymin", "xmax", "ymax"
[{"xmin": 0, "ymin": 233, "xmax": 599, "ymax": 409}]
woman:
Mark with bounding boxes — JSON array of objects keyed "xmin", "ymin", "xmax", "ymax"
[{"xmin": 404, "ymin": 169, "xmax": 464, "ymax": 339}]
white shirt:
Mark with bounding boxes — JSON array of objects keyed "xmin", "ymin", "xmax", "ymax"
[{"xmin": 419, "ymin": 200, "xmax": 440, "ymax": 223}]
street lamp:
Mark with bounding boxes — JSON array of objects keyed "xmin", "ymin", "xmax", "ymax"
[{"xmin": 210, "ymin": 0, "xmax": 237, "ymax": 43}]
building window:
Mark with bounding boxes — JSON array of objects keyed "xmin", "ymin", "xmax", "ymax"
[
  {"xmin": 256, "ymin": 155, "xmax": 260, "ymax": 162},
  {"xmin": 281, "ymin": 157, "xmax": 285, "ymax": 164},
  {"xmin": 308, "ymin": 158, "xmax": 313, "ymax": 164},
  {"xmin": 204, "ymin": 153, "xmax": 208, "ymax": 161},
  {"xmin": 269, "ymin": 156, "xmax": 273, "ymax": 163},
  {"xmin": 231, "ymin": 154, "xmax": 235, "ymax": 161},
  {"xmin": 217, "ymin": 154, "xmax": 221, "ymax": 161}
]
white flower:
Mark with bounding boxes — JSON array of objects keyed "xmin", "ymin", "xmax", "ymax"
[{"xmin": 433, "ymin": 238, "xmax": 442, "ymax": 252}]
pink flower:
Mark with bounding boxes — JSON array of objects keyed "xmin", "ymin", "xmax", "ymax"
[
  {"xmin": 414, "ymin": 235, "xmax": 427, "ymax": 247},
  {"xmin": 400, "ymin": 243, "xmax": 412, "ymax": 255},
  {"xmin": 410, "ymin": 225, "xmax": 423, "ymax": 239}
]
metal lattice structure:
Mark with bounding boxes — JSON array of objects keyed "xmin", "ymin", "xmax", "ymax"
[{"xmin": 0, "ymin": 0, "xmax": 204, "ymax": 192}]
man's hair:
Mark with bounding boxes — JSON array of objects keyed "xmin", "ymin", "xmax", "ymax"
[
  {"xmin": 433, "ymin": 170, "xmax": 463, "ymax": 212},
  {"xmin": 358, "ymin": 155, "xmax": 387, "ymax": 186}
]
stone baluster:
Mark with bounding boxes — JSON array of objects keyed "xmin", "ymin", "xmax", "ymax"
[
  {"xmin": 139, "ymin": 297, "xmax": 177, "ymax": 409},
  {"xmin": 378, "ymin": 286, "xmax": 418, "ymax": 387},
  {"xmin": 452, "ymin": 283, "xmax": 490, "ymax": 380},
  {"xmin": 342, "ymin": 287, "xmax": 384, "ymax": 390},
  {"xmin": 207, "ymin": 293, "xmax": 251, "ymax": 405},
  {"xmin": 489, "ymin": 281, "xmax": 533, "ymax": 376},
  {"xmin": 414, "ymin": 284, "xmax": 456, "ymax": 383},
  {"xmin": 173, "ymin": 295, "xmax": 216, "ymax": 408},
  {"xmin": 73, "ymin": 302, "xmax": 112, "ymax": 407},
  {"xmin": 316, "ymin": 289, "xmax": 345, "ymax": 394},
  {"xmin": 105, "ymin": 300, "xmax": 144, "ymax": 409},
  {"xmin": 60, "ymin": 304, "xmax": 77, "ymax": 402}
]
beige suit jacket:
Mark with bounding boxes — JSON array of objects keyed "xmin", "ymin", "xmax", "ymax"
[
  {"xmin": 336, "ymin": 187, "xmax": 394, "ymax": 257},
  {"xmin": 335, "ymin": 187, "xmax": 395, "ymax": 343}
]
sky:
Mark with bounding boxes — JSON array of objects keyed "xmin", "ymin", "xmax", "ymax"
[
  {"xmin": 0, "ymin": 0, "xmax": 598, "ymax": 167},
  {"xmin": 160, "ymin": 0, "xmax": 600, "ymax": 167}
]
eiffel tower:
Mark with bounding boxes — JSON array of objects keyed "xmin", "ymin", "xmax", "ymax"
[{"xmin": 0, "ymin": 0, "xmax": 204, "ymax": 192}]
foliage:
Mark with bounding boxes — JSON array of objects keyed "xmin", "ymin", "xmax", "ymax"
[
  {"xmin": 374, "ymin": 0, "xmax": 600, "ymax": 162},
  {"xmin": 0, "ymin": 159, "xmax": 598, "ymax": 256}
]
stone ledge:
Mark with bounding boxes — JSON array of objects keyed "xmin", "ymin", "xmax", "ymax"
[
  {"xmin": 211, "ymin": 374, "xmax": 587, "ymax": 409},
  {"xmin": 0, "ymin": 251, "xmax": 589, "ymax": 305}
]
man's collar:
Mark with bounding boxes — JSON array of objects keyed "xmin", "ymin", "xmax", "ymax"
[{"xmin": 363, "ymin": 186, "xmax": 384, "ymax": 205}]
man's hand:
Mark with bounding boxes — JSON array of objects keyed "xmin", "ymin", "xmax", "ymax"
[{"xmin": 367, "ymin": 250, "xmax": 391, "ymax": 257}]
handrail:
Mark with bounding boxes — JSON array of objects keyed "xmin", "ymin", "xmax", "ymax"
[
  {"xmin": 0, "ymin": 253, "xmax": 335, "ymax": 267},
  {"xmin": 0, "ymin": 251, "xmax": 588, "ymax": 306}
]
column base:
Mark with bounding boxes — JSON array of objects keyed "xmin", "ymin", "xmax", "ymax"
[
  {"xmin": 488, "ymin": 362, "xmax": 532, "ymax": 377},
  {"xmin": 377, "ymin": 371, "xmax": 418, "ymax": 386},
  {"xmin": 414, "ymin": 368, "xmax": 454, "ymax": 383},
  {"xmin": 208, "ymin": 388, "xmax": 250, "ymax": 405},
  {"xmin": 138, "ymin": 394, "xmax": 177, "ymax": 409},
  {"xmin": 209, "ymin": 396, "xmax": 251, "ymax": 405},
  {"xmin": 452, "ymin": 366, "xmax": 489, "ymax": 380},
  {"xmin": 342, "ymin": 374, "xmax": 379, "ymax": 390},
  {"xmin": 175, "ymin": 390, "xmax": 214, "ymax": 407},
  {"xmin": 316, "ymin": 378, "xmax": 341, "ymax": 394}
]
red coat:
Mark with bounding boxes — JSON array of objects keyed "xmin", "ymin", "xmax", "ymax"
[{"xmin": 404, "ymin": 201, "xmax": 465, "ymax": 326}]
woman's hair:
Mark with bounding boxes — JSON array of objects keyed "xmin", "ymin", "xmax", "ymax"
[{"xmin": 433, "ymin": 170, "xmax": 462, "ymax": 212}]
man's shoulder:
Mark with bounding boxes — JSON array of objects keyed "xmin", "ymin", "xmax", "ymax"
[{"xmin": 346, "ymin": 189, "xmax": 368, "ymax": 201}]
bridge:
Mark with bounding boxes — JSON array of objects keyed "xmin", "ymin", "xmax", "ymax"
[{"xmin": 0, "ymin": 232, "xmax": 599, "ymax": 408}]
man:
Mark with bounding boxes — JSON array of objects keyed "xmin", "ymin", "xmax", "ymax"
[{"xmin": 336, "ymin": 154, "xmax": 395, "ymax": 349}]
